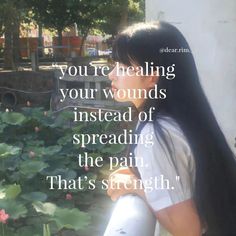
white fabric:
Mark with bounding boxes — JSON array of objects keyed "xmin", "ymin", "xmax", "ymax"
[{"xmin": 134, "ymin": 116, "xmax": 196, "ymax": 218}]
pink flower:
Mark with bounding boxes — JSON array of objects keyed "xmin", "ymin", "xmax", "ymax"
[
  {"xmin": 0, "ymin": 209, "xmax": 9, "ymax": 224},
  {"xmin": 84, "ymin": 165, "xmax": 90, "ymax": 171},
  {"xmin": 34, "ymin": 127, "xmax": 40, "ymax": 132},
  {"xmin": 66, "ymin": 193, "xmax": 72, "ymax": 200}
]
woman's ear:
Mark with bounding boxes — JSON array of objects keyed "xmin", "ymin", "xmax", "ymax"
[{"xmin": 147, "ymin": 72, "xmax": 159, "ymax": 88}]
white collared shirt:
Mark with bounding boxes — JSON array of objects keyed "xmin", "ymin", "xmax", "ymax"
[{"xmin": 134, "ymin": 116, "xmax": 196, "ymax": 235}]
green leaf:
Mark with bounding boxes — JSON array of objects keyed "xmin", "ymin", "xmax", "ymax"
[
  {"xmin": 0, "ymin": 123, "xmax": 7, "ymax": 133},
  {"xmin": 84, "ymin": 140, "xmax": 104, "ymax": 151},
  {"xmin": 32, "ymin": 201, "xmax": 56, "ymax": 216},
  {"xmin": 44, "ymin": 146, "xmax": 62, "ymax": 156},
  {"xmin": 43, "ymin": 168, "xmax": 77, "ymax": 181},
  {"xmin": 53, "ymin": 207, "xmax": 91, "ymax": 231},
  {"xmin": 104, "ymin": 121, "xmax": 116, "ymax": 131},
  {"xmin": 27, "ymin": 140, "xmax": 45, "ymax": 147},
  {"xmin": 2, "ymin": 112, "xmax": 26, "ymax": 125},
  {"xmin": 21, "ymin": 107, "xmax": 44, "ymax": 116},
  {"xmin": 19, "ymin": 160, "xmax": 48, "ymax": 176},
  {"xmin": 50, "ymin": 111, "xmax": 73, "ymax": 128},
  {"xmin": 101, "ymin": 144, "xmax": 126, "ymax": 154},
  {"xmin": 57, "ymin": 135, "xmax": 72, "ymax": 146},
  {"xmin": 0, "ymin": 143, "xmax": 21, "ymax": 159},
  {"xmin": 71, "ymin": 124, "xmax": 84, "ymax": 133},
  {"xmin": 0, "ymin": 187, "xmax": 6, "ymax": 199},
  {"xmin": 5, "ymin": 184, "xmax": 21, "ymax": 199},
  {"xmin": 21, "ymin": 192, "xmax": 47, "ymax": 202},
  {"xmin": 25, "ymin": 146, "xmax": 62, "ymax": 158},
  {"xmin": 0, "ymin": 200, "xmax": 27, "ymax": 219},
  {"xmin": 2, "ymin": 156, "xmax": 20, "ymax": 171}
]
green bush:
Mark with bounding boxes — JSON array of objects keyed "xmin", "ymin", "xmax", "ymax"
[{"xmin": 0, "ymin": 107, "xmax": 124, "ymax": 236}]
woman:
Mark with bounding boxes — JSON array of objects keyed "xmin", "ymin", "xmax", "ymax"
[{"xmin": 107, "ymin": 22, "xmax": 236, "ymax": 236}]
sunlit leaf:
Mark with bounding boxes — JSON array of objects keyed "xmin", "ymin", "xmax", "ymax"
[
  {"xmin": 5, "ymin": 184, "xmax": 21, "ymax": 199},
  {"xmin": 32, "ymin": 201, "xmax": 56, "ymax": 216},
  {"xmin": 2, "ymin": 112, "xmax": 26, "ymax": 125},
  {"xmin": 0, "ymin": 143, "xmax": 21, "ymax": 159}
]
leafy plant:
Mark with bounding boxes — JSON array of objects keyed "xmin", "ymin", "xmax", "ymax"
[{"xmin": 0, "ymin": 107, "xmax": 124, "ymax": 235}]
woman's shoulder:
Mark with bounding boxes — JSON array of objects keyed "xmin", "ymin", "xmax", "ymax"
[
  {"xmin": 135, "ymin": 115, "xmax": 196, "ymax": 212},
  {"xmin": 138, "ymin": 114, "xmax": 193, "ymax": 161},
  {"xmin": 139, "ymin": 114, "xmax": 184, "ymax": 138}
]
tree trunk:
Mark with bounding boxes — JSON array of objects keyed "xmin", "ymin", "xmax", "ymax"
[
  {"xmin": 3, "ymin": 3, "xmax": 18, "ymax": 70},
  {"xmin": 13, "ymin": 19, "xmax": 21, "ymax": 68},
  {"xmin": 56, "ymin": 28, "xmax": 63, "ymax": 58},
  {"xmin": 38, "ymin": 23, "xmax": 43, "ymax": 57},
  {"xmin": 4, "ymin": 25, "xmax": 14, "ymax": 70},
  {"xmin": 79, "ymin": 28, "xmax": 89, "ymax": 56},
  {"xmin": 58, "ymin": 29, "xmax": 63, "ymax": 46},
  {"xmin": 118, "ymin": 0, "xmax": 128, "ymax": 32}
]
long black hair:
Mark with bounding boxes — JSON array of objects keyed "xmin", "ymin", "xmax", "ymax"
[{"xmin": 112, "ymin": 22, "xmax": 236, "ymax": 235}]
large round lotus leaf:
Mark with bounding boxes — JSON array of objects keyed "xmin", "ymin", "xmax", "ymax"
[
  {"xmin": 0, "ymin": 143, "xmax": 21, "ymax": 159},
  {"xmin": 4, "ymin": 184, "xmax": 21, "ymax": 199},
  {"xmin": 0, "ymin": 199, "xmax": 27, "ymax": 219},
  {"xmin": 19, "ymin": 160, "xmax": 48, "ymax": 176},
  {"xmin": 32, "ymin": 201, "xmax": 56, "ymax": 216},
  {"xmin": 53, "ymin": 207, "xmax": 91, "ymax": 231},
  {"xmin": 2, "ymin": 112, "xmax": 26, "ymax": 125}
]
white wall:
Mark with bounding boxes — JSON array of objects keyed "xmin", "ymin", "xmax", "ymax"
[{"xmin": 146, "ymin": 0, "xmax": 236, "ymax": 153}]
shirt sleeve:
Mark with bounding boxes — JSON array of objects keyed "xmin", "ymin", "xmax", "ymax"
[{"xmin": 134, "ymin": 117, "xmax": 196, "ymax": 212}]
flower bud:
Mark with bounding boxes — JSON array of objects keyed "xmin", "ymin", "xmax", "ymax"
[{"xmin": 66, "ymin": 193, "xmax": 72, "ymax": 200}]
